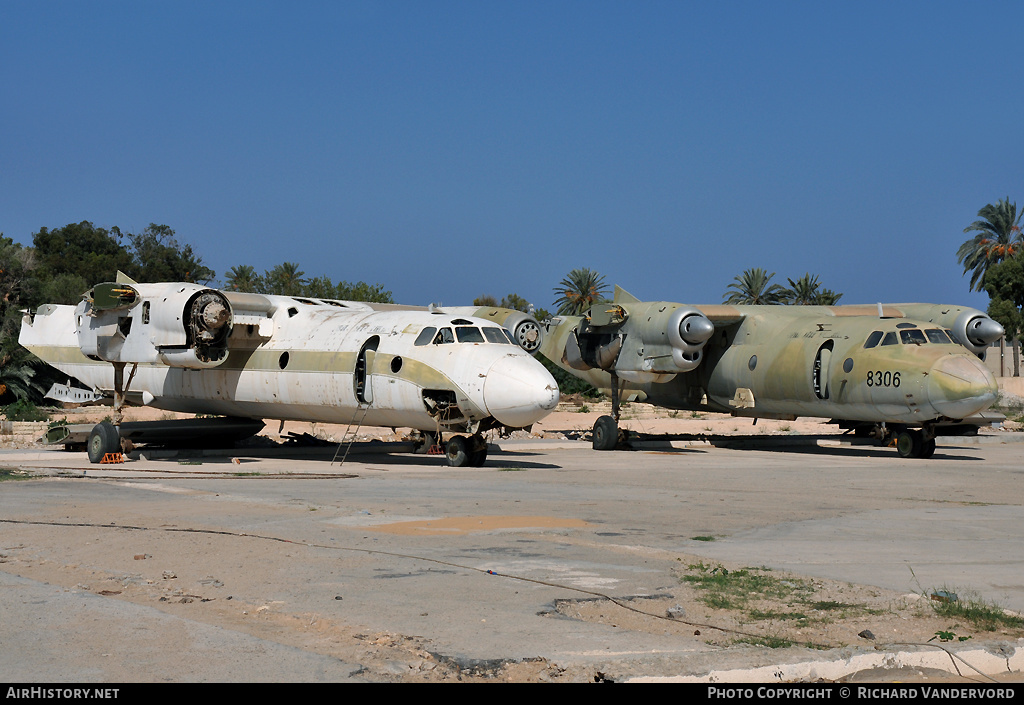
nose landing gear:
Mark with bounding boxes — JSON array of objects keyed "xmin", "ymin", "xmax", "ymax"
[{"xmin": 445, "ymin": 434, "xmax": 488, "ymax": 467}]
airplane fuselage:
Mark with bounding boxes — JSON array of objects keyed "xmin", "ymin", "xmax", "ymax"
[
  {"xmin": 20, "ymin": 283, "xmax": 560, "ymax": 435},
  {"xmin": 537, "ymin": 302, "xmax": 998, "ymax": 427}
]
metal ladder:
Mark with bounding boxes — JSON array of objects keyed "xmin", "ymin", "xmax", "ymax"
[{"xmin": 331, "ymin": 403, "xmax": 371, "ymax": 466}]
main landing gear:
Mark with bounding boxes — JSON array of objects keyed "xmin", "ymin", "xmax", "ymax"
[{"xmin": 592, "ymin": 371, "xmax": 628, "ymax": 451}]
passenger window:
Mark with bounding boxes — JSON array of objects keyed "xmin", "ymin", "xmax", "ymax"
[
  {"xmin": 433, "ymin": 327, "xmax": 454, "ymax": 344},
  {"xmin": 881, "ymin": 332, "xmax": 898, "ymax": 346},
  {"xmin": 456, "ymin": 326, "xmax": 484, "ymax": 343},
  {"xmin": 482, "ymin": 327, "xmax": 509, "ymax": 344},
  {"xmin": 900, "ymin": 329, "xmax": 927, "ymax": 345},
  {"xmin": 414, "ymin": 327, "xmax": 436, "ymax": 346},
  {"xmin": 925, "ymin": 329, "xmax": 952, "ymax": 344},
  {"xmin": 864, "ymin": 331, "xmax": 883, "ymax": 348}
]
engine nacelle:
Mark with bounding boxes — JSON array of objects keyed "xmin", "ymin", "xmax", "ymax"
[
  {"xmin": 502, "ymin": 310, "xmax": 544, "ymax": 353},
  {"xmin": 951, "ymin": 310, "xmax": 1004, "ymax": 358},
  {"xmin": 565, "ymin": 303, "xmax": 715, "ymax": 381},
  {"xmin": 76, "ymin": 282, "xmax": 236, "ymax": 368}
]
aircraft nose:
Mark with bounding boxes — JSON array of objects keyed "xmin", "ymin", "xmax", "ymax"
[
  {"xmin": 483, "ymin": 355, "xmax": 560, "ymax": 428},
  {"xmin": 927, "ymin": 354, "xmax": 998, "ymax": 419}
]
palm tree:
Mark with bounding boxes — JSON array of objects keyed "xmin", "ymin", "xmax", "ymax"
[
  {"xmin": 224, "ymin": 265, "xmax": 263, "ymax": 293},
  {"xmin": 779, "ymin": 273, "xmax": 844, "ymax": 305},
  {"xmin": 263, "ymin": 262, "xmax": 306, "ymax": 297},
  {"xmin": 957, "ymin": 197, "xmax": 1023, "ymax": 292},
  {"xmin": 553, "ymin": 268, "xmax": 609, "ymax": 316},
  {"xmin": 723, "ymin": 268, "xmax": 785, "ymax": 305}
]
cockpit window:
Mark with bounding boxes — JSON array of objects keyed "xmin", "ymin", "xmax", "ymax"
[
  {"xmin": 900, "ymin": 329, "xmax": 928, "ymax": 345},
  {"xmin": 864, "ymin": 331, "xmax": 883, "ymax": 349},
  {"xmin": 880, "ymin": 331, "xmax": 899, "ymax": 346},
  {"xmin": 414, "ymin": 327, "xmax": 436, "ymax": 346},
  {"xmin": 501, "ymin": 328, "xmax": 517, "ymax": 345},
  {"xmin": 925, "ymin": 329, "xmax": 953, "ymax": 344},
  {"xmin": 482, "ymin": 327, "xmax": 511, "ymax": 344},
  {"xmin": 456, "ymin": 326, "xmax": 484, "ymax": 343},
  {"xmin": 433, "ymin": 327, "xmax": 455, "ymax": 344}
]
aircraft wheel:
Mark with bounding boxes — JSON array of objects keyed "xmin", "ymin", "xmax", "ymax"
[
  {"xmin": 895, "ymin": 430, "xmax": 922, "ymax": 459},
  {"xmin": 446, "ymin": 435, "xmax": 470, "ymax": 467},
  {"xmin": 593, "ymin": 415, "xmax": 618, "ymax": 451},
  {"xmin": 920, "ymin": 437, "xmax": 936, "ymax": 459},
  {"xmin": 87, "ymin": 422, "xmax": 120, "ymax": 464},
  {"xmin": 469, "ymin": 447, "xmax": 488, "ymax": 467}
]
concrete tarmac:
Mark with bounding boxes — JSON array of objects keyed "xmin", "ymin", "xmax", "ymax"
[{"xmin": 1, "ymin": 436, "xmax": 1023, "ymax": 682}]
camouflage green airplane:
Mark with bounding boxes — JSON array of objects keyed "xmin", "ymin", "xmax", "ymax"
[{"xmin": 468, "ymin": 287, "xmax": 1003, "ymax": 459}]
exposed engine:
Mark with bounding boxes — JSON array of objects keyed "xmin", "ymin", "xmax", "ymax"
[
  {"xmin": 74, "ymin": 282, "xmax": 273, "ymax": 369},
  {"xmin": 564, "ymin": 303, "xmax": 715, "ymax": 383}
]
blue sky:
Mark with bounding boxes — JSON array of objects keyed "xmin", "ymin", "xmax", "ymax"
[{"xmin": 2, "ymin": 1, "xmax": 1020, "ymax": 312}]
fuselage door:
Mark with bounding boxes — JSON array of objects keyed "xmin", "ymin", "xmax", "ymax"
[
  {"xmin": 355, "ymin": 336, "xmax": 380, "ymax": 405},
  {"xmin": 813, "ymin": 340, "xmax": 834, "ymax": 400}
]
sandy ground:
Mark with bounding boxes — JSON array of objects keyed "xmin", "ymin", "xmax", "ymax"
[
  {"xmin": 3, "ymin": 401, "xmax": 1024, "ymax": 682},
  {"xmin": 6, "ymin": 397, "xmax": 1019, "ymax": 450}
]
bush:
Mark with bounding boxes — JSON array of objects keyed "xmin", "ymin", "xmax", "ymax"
[{"xmin": 2, "ymin": 399, "xmax": 51, "ymax": 422}]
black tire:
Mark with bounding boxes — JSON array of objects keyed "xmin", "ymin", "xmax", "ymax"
[
  {"xmin": 87, "ymin": 422, "xmax": 120, "ymax": 464},
  {"xmin": 593, "ymin": 415, "xmax": 618, "ymax": 451},
  {"xmin": 469, "ymin": 447, "xmax": 488, "ymax": 467},
  {"xmin": 920, "ymin": 437, "xmax": 936, "ymax": 459},
  {"xmin": 446, "ymin": 435, "xmax": 469, "ymax": 467},
  {"xmin": 896, "ymin": 430, "xmax": 922, "ymax": 459}
]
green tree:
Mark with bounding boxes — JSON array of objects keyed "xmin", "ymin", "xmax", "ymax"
[
  {"xmin": 957, "ymin": 198, "xmax": 1023, "ymax": 292},
  {"xmin": 982, "ymin": 253, "xmax": 1024, "ymax": 372},
  {"xmin": 129, "ymin": 224, "xmax": 214, "ymax": 284},
  {"xmin": 723, "ymin": 268, "xmax": 786, "ymax": 304},
  {"xmin": 335, "ymin": 280, "xmax": 394, "ymax": 303},
  {"xmin": 32, "ymin": 222, "xmax": 134, "ymax": 285},
  {"xmin": 302, "ymin": 274, "xmax": 337, "ymax": 299},
  {"xmin": 553, "ymin": 268, "xmax": 609, "ymax": 316}
]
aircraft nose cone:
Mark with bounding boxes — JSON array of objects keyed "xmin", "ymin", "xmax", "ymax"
[
  {"xmin": 483, "ymin": 355, "xmax": 560, "ymax": 428},
  {"xmin": 927, "ymin": 354, "xmax": 998, "ymax": 419}
]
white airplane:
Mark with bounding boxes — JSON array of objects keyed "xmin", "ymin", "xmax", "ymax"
[{"xmin": 19, "ymin": 278, "xmax": 560, "ymax": 466}]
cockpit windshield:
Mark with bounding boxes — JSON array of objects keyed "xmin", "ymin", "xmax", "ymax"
[
  {"xmin": 414, "ymin": 325, "xmax": 515, "ymax": 346},
  {"xmin": 864, "ymin": 327, "xmax": 956, "ymax": 348}
]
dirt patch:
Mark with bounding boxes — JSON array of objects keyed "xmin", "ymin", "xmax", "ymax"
[{"xmin": 551, "ymin": 558, "xmax": 1024, "ymax": 654}]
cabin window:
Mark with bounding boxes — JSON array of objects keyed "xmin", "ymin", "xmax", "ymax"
[
  {"xmin": 456, "ymin": 327, "xmax": 485, "ymax": 343},
  {"xmin": 142, "ymin": 301, "xmax": 150, "ymax": 324},
  {"xmin": 900, "ymin": 329, "xmax": 927, "ymax": 345},
  {"xmin": 433, "ymin": 327, "xmax": 454, "ymax": 344},
  {"xmin": 864, "ymin": 331, "xmax": 883, "ymax": 348},
  {"xmin": 414, "ymin": 327, "xmax": 436, "ymax": 346},
  {"xmin": 880, "ymin": 332, "xmax": 898, "ymax": 346}
]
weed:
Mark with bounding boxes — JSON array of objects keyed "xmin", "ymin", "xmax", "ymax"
[
  {"xmin": 497, "ymin": 467, "xmax": 526, "ymax": 472},
  {"xmin": 577, "ymin": 404, "xmax": 590, "ymax": 413},
  {"xmin": 691, "ymin": 535, "xmax": 716, "ymax": 542},
  {"xmin": 681, "ymin": 563, "xmax": 812, "ymax": 611},
  {"xmin": 930, "ymin": 589, "xmax": 1024, "ymax": 632},
  {"xmin": 733, "ymin": 635, "xmax": 794, "ymax": 649}
]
